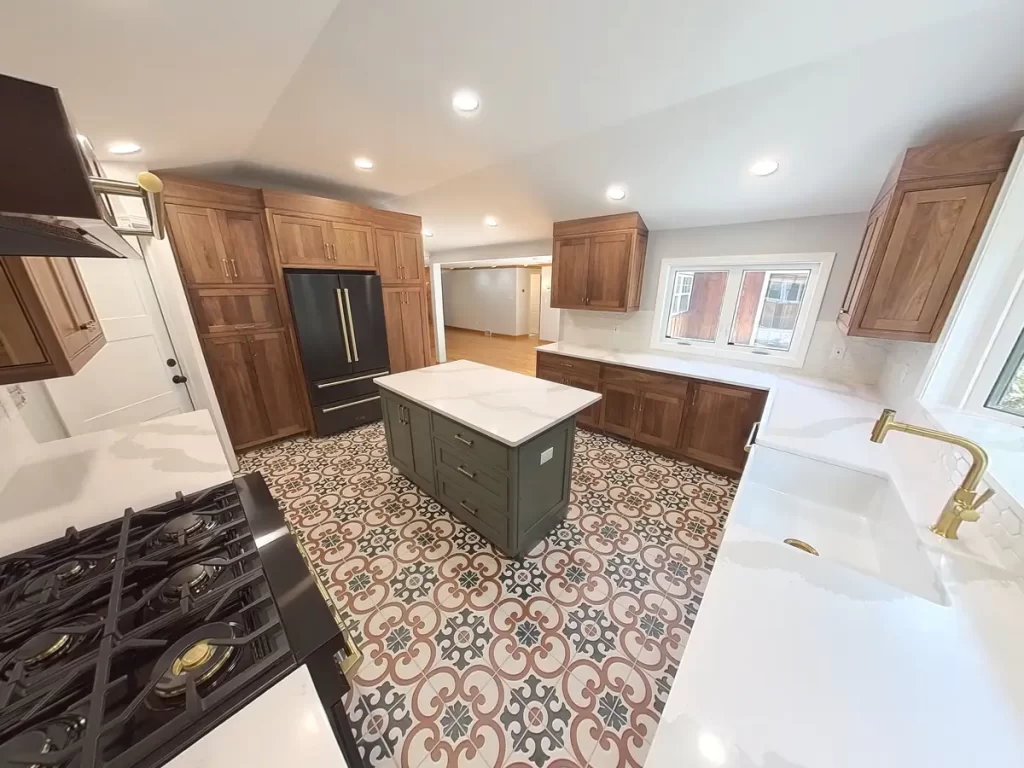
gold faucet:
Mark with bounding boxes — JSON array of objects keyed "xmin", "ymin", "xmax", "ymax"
[{"xmin": 870, "ymin": 408, "xmax": 995, "ymax": 539}]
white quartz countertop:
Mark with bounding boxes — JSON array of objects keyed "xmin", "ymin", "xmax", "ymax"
[
  {"xmin": 374, "ymin": 359, "xmax": 602, "ymax": 446},
  {"xmin": 0, "ymin": 410, "xmax": 232, "ymax": 556},
  {"xmin": 538, "ymin": 342, "xmax": 1024, "ymax": 768}
]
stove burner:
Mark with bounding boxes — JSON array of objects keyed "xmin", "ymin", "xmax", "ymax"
[
  {"xmin": 161, "ymin": 559, "xmax": 226, "ymax": 602},
  {"xmin": 8, "ymin": 615, "xmax": 101, "ymax": 672},
  {"xmin": 0, "ymin": 714, "xmax": 85, "ymax": 768},
  {"xmin": 23, "ymin": 559, "xmax": 95, "ymax": 603},
  {"xmin": 149, "ymin": 622, "xmax": 239, "ymax": 704},
  {"xmin": 157, "ymin": 512, "xmax": 211, "ymax": 543}
]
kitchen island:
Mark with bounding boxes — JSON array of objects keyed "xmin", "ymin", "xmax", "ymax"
[{"xmin": 374, "ymin": 360, "xmax": 601, "ymax": 556}]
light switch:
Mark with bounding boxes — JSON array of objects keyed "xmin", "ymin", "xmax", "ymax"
[{"xmin": 540, "ymin": 447, "xmax": 553, "ymax": 465}]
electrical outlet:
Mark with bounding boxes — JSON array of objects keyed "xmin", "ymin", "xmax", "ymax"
[{"xmin": 829, "ymin": 344, "xmax": 846, "ymax": 361}]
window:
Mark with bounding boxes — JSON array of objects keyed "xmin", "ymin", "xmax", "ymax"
[
  {"xmin": 650, "ymin": 253, "xmax": 834, "ymax": 367},
  {"xmin": 986, "ymin": 329, "xmax": 1024, "ymax": 417}
]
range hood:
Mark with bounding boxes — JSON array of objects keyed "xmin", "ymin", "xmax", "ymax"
[{"xmin": 0, "ymin": 74, "xmax": 165, "ymax": 259}]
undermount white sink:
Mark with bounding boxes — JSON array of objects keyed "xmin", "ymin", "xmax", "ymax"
[{"xmin": 740, "ymin": 446, "xmax": 948, "ymax": 605}]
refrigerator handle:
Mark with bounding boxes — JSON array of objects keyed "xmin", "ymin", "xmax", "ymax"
[
  {"xmin": 343, "ymin": 288, "xmax": 360, "ymax": 362},
  {"xmin": 335, "ymin": 288, "xmax": 353, "ymax": 363}
]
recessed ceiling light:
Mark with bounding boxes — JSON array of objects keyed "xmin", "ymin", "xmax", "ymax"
[
  {"xmin": 108, "ymin": 141, "xmax": 141, "ymax": 155},
  {"xmin": 749, "ymin": 158, "xmax": 779, "ymax": 176},
  {"xmin": 452, "ymin": 90, "xmax": 480, "ymax": 114},
  {"xmin": 353, "ymin": 157, "xmax": 374, "ymax": 170},
  {"xmin": 422, "ymin": 228, "xmax": 433, "ymax": 237},
  {"xmin": 606, "ymin": 184, "xmax": 627, "ymax": 201},
  {"xmin": 484, "ymin": 215, "xmax": 498, "ymax": 227}
]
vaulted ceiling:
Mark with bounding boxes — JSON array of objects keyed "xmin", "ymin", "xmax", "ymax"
[{"xmin": 3, "ymin": 0, "xmax": 1023, "ymax": 251}]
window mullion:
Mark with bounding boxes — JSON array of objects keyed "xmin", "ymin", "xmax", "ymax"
[{"xmin": 714, "ymin": 267, "xmax": 744, "ymax": 349}]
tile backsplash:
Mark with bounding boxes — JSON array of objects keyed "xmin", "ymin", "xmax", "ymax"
[{"xmin": 559, "ymin": 310, "xmax": 893, "ymax": 385}]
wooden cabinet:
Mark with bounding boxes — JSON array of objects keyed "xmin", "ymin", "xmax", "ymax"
[
  {"xmin": 330, "ymin": 221, "xmax": 376, "ymax": 269},
  {"xmin": 202, "ymin": 330, "xmax": 304, "ymax": 450},
  {"xmin": 382, "ymin": 285, "xmax": 429, "ymax": 373},
  {"xmin": 166, "ymin": 205, "xmax": 272, "ymax": 284},
  {"xmin": 272, "ymin": 214, "xmax": 333, "ymax": 268},
  {"xmin": 679, "ymin": 382, "xmax": 766, "ymax": 475},
  {"xmin": 551, "ymin": 213, "xmax": 648, "ymax": 312},
  {"xmin": 189, "ymin": 287, "xmax": 282, "ymax": 335},
  {"xmin": 0, "ymin": 256, "xmax": 105, "ymax": 384},
  {"xmin": 838, "ymin": 131, "xmax": 1022, "ymax": 342},
  {"xmin": 536, "ymin": 351, "xmax": 766, "ymax": 476},
  {"xmin": 376, "ymin": 229, "xmax": 423, "ymax": 283}
]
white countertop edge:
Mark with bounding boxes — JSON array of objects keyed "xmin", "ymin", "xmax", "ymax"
[{"xmin": 374, "ymin": 377, "xmax": 602, "ymax": 447}]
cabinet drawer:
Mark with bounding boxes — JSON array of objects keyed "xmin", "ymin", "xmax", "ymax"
[
  {"xmin": 434, "ymin": 440, "xmax": 509, "ymax": 512},
  {"xmin": 312, "ymin": 393, "xmax": 382, "ymax": 436},
  {"xmin": 310, "ymin": 369, "xmax": 388, "ymax": 407},
  {"xmin": 436, "ymin": 471, "xmax": 510, "ymax": 551},
  {"xmin": 431, "ymin": 413, "xmax": 509, "ymax": 471},
  {"xmin": 536, "ymin": 351, "xmax": 600, "ymax": 379},
  {"xmin": 601, "ymin": 364, "xmax": 689, "ymax": 395}
]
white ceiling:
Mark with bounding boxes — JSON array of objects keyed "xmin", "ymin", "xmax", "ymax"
[{"xmin": 2, "ymin": 0, "xmax": 1023, "ymax": 251}]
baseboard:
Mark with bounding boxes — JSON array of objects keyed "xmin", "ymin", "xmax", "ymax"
[{"xmin": 444, "ymin": 326, "xmax": 531, "ymax": 340}]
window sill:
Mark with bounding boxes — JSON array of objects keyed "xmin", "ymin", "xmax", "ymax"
[
  {"xmin": 922, "ymin": 401, "xmax": 1024, "ymax": 512},
  {"xmin": 648, "ymin": 339, "xmax": 807, "ymax": 369}
]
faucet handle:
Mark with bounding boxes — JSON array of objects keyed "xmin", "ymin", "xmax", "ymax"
[{"xmin": 972, "ymin": 487, "xmax": 996, "ymax": 509}]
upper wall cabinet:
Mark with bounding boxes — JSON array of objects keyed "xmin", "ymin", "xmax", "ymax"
[
  {"xmin": 166, "ymin": 204, "xmax": 273, "ymax": 285},
  {"xmin": 550, "ymin": 213, "xmax": 648, "ymax": 312},
  {"xmin": 0, "ymin": 256, "xmax": 105, "ymax": 384},
  {"xmin": 839, "ymin": 131, "xmax": 1023, "ymax": 342},
  {"xmin": 376, "ymin": 229, "xmax": 423, "ymax": 284}
]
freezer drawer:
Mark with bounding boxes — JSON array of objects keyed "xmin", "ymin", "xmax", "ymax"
[
  {"xmin": 312, "ymin": 393, "xmax": 382, "ymax": 436},
  {"xmin": 309, "ymin": 369, "xmax": 388, "ymax": 407}
]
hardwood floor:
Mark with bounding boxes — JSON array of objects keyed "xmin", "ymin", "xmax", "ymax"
[{"xmin": 443, "ymin": 326, "xmax": 543, "ymax": 376}]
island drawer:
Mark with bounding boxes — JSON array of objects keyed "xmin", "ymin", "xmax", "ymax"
[
  {"xmin": 536, "ymin": 351, "xmax": 601, "ymax": 379},
  {"xmin": 437, "ymin": 472, "xmax": 510, "ymax": 551},
  {"xmin": 434, "ymin": 440, "xmax": 509, "ymax": 511},
  {"xmin": 431, "ymin": 413, "xmax": 509, "ymax": 471}
]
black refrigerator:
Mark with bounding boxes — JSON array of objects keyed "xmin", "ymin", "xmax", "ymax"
[{"xmin": 286, "ymin": 270, "xmax": 390, "ymax": 435}]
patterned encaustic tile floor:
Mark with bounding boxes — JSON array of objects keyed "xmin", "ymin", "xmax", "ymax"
[{"xmin": 238, "ymin": 423, "xmax": 736, "ymax": 768}]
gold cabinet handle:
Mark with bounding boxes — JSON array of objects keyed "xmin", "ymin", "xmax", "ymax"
[
  {"xmin": 343, "ymin": 288, "xmax": 359, "ymax": 362},
  {"xmin": 456, "ymin": 465, "xmax": 476, "ymax": 480},
  {"xmin": 230, "ymin": 259, "xmax": 239, "ymax": 278},
  {"xmin": 453, "ymin": 434, "xmax": 473, "ymax": 447},
  {"xmin": 459, "ymin": 500, "xmax": 477, "ymax": 516},
  {"xmin": 221, "ymin": 259, "xmax": 231, "ymax": 279},
  {"xmin": 336, "ymin": 288, "xmax": 353, "ymax": 363}
]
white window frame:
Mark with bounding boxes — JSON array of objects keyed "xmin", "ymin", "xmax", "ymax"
[
  {"xmin": 649, "ymin": 252, "xmax": 834, "ymax": 368},
  {"xmin": 669, "ymin": 272, "xmax": 693, "ymax": 315},
  {"xmin": 963, "ymin": 278, "xmax": 1024, "ymax": 427}
]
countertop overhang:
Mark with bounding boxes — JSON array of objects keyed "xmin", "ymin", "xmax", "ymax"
[{"xmin": 374, "ymin": 359, "xmax": 602, "ymax": 446}]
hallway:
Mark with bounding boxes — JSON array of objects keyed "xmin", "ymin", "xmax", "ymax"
[{"xmin": 443, "ymin": 327, "xmax": 542, "ymax": 376}]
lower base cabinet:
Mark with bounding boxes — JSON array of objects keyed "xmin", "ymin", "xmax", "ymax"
[
  {"xmin": 379, "ymin": 388, "xmax": 574, "ymax": 556},
  {"xmin": 538, "ymin": 351, "xmax": 766, "ymax": 477}
]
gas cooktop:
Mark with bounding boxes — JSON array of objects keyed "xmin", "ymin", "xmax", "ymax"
[{"xmin": 0, "ymin": 477, "xmax": 299, "ymax": 768}]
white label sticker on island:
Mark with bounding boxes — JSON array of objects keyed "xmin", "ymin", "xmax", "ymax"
[{"xmin": 540, "ymin": 447, "xmax": 553, "ymax": 465}]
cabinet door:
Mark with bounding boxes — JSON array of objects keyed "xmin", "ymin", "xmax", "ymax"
[
  {"xmin": 26, "ymin": 257, "xmax": 103, "ymax": 361},
  {"xmin": 0, "ymin": 262, "xmax": 46, "ymax": 368},
  {"xmin": 400, "ymin": 288, "xmax": 429, "ymax": 371},
  {"xmin": 860, "ymin": 184, "xmax": 990, "ymax": 338},
  {"xmin": 397, "ymin": 233, "xmax": 424, "ymax": 282},
  {"xmin": 634, "ymin": 388, "xmax": 688, "ymax": 449},
  {"xmin": 375, "ymin": 230, "xmax": 402, "ymax": 282},
  {"xmin": 203, "ymin": 335, "xmax": 268, "ymax": 448},
  {"xmin": 405, "ymin": 400, "xmax": 436, "ymax": 490},
  {"xmin": 331, "ymin": 222, "xmax": 376, "ymax": 269},
  {"xmin": 586, "ymin": 231, "xmax": 632, "ymax": 310},
  {"xmin": 219, "ymin": 210, "xmax": 272, "ymax": 283},
  {"xmin": 680, "ymin": 382, "xmax": 764, "ymax": 474},
  {"xmin": 382, "ymin": 286, "xmax": 408, "ymax": 372},
  {"xmin": 565, "ymin": 374, "xmax": 601, "ymax": 430},
  {"xmin": 166, "ymin": 204, "xmax": 231, "ymax": 284},
  {"xmin": 273, "ymin": 214, "xmax": 333, "ymax": 267},
  {"xmin": 599, "ymin": 383, "xmax": 638, "ymax": 438},
  {"xmin": 551, "ymin": 236, "xmax": 590, "ymax": 309},
  {"xmin": 383, "ymin": 394, "xmax": 414, "ymax": 469},
  {"xmin": 247, "ymin": 330, "xmax": 304, "ymax": 439},
  {"xmin": 839, "ymin": 196, "xmax": 889, "ymax": 327}
]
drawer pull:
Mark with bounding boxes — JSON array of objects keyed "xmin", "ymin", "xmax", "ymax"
[
  {"xmin": 454, "ymin": 434, "xmax": 473, "ymax": 447},
  {"xmin": 562, "ymin": 362, "xmax": 574, "ymax": 368},
  {"xmin": 459, "ymin": 501, "xmax": 477, "ymax": 516},
  {"xmin": 456, "ymin": 465, "xmax": 476, "ymax": 480},
  {"xmin": 316, "ymin": 371, "xmax": 388, "ymax": 389},
  {"xmin": 322, "ymin": 395, "xmax": 380, "ymax": 414}
]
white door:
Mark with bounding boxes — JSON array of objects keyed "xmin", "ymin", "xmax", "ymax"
[
  {"xmin": 44, "ymin": 255, "xmax": 194, "ymax": 434},
  {"xmin": 528, "ymin": 272, "xmax": 541, "ymax": 335}
]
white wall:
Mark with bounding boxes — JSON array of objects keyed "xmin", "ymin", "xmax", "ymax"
[
  {"xmin": 431, "ymin": 239, "xmax": 552, "ymax": 265},
  {"xmin": 539, "ymin": 266, "xmax": 560, "ymax": 342},
  {"xmin": 1014, "ymin": 111, "xmax": 1024, "ymax": 131},
  {"xmin": 514, "ymin": 269, "xmax": 532, "ymax": 335},
  {"xmin": 441, "ymin": 269, "xmax": 521, "ymax": 336},
  {"xmin": 559, "ymin": 212, "xmax": 901, "ymax": 385}
]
